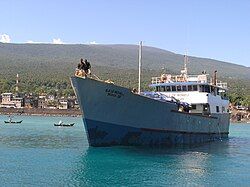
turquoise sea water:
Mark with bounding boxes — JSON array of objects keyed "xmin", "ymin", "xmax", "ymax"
[{"xmin": 0, "ymin": 115, "xmax": 250, "ymax": 186}]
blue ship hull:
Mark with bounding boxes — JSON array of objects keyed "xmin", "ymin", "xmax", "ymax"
[
  {"xmin": 84, "ymin": 118, "xmax": 228, "ymax": 147},
  {"xmin": 71, "ymin": 76, "xmax": 230, "ymax": 147}
]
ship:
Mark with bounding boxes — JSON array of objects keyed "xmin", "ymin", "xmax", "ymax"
[{"xmin": 71, "ymin": 44, "xmax": 230, "ymax": 147}]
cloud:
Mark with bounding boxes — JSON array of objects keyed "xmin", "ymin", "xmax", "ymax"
[
  {"xmin": 0, "ymin": 34, "xmax": 11, "ymax": 43},
  {"xmin": 89, "ymin": 41, "xmax": 98, "ymax": 45},
  {"xmin": 52, "ymin": 38, "xmax": 64, "ymax": 44},
  {"xmin": 26, "ymin": 40, "xmax": 41, "ymax": 44},
  {"xmin": 25, "ymin": 38, "xmax": 65, "ymax": 44}
]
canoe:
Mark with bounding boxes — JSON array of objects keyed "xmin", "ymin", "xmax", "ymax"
[
  {"xmin": 54, "ymin": 123, "xmax": 75, "ymax": 127},
  {"xmin": 4, "ymin": 120, "xmax": 23, "ymax": 124}
]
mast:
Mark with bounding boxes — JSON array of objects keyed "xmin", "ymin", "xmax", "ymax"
[
  {"xmin": 138, "ymin": 41, "xmax": 142, "ymax": 94},
  {"xmin": 181, "ymin": 54, "xmax": 188, "ymax": 81}
]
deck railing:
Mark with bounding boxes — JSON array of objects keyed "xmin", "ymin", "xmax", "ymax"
[
  {"xmin": 151, "ymin": 75, "xmax": 203, "ymax": 84},
  {"xmin": 151, "ymin": 75, "xmax": 227, "ymax": 89}
]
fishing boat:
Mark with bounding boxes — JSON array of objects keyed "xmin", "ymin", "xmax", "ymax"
[
  {"xmin": 54, "ymin": 120, "xmax": 75, "ymax": 127},
  {"xmin": 4, "ymin": 116, "xmax": 23, "ymax": 124},
  {"xmin": 71, "ymin": 42, "xmax": 230, "ymax": 147}
]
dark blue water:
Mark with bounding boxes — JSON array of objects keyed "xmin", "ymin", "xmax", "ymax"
[{"xmin": 0, "ymin": 115, "xmax": 250, "ymax": 186}]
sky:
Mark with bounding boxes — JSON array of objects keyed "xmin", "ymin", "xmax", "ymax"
[{"xmin": 0, "ymin": 0, "xmax": 250, "ymax": 67}]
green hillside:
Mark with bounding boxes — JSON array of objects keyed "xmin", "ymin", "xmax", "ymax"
[
  {"xmin": 0, "ymin": 43, "xmax": 249, "ymax": 79},
  {"xmin": 0, "ymin": 43, "xmax": 249, "ymax": 105}
]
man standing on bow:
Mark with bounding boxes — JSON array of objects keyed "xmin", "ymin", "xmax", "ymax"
[{"xmin": 83, "ymin": 59, "xmax": 91, "ymax": 75}]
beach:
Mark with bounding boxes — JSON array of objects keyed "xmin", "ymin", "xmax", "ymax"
[{"xmin": 0, "ymin": 108, "xmax": 82, "ymax": 117}]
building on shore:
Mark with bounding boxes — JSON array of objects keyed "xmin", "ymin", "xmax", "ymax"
[
  {"xmin": 0, "ymin": 93, "xmax": 24, "ymax": 108},
  {"xmin": 67, "ymin": 98, "xmax": 78, "ymax": 109},
  {"xmin": 38, "ymin": 96, "xmax": 46, "ymax": 109},
  {"xmin": 24, "ymin": 96, "xmax": 38, "ymax": 108},
  {"xmin": 0, "ymin": 91, "xmax": 78, "ymax": 110},
  {"xmin": 58, "ymin": 99, "xmax": 68, "ymax": 110}
]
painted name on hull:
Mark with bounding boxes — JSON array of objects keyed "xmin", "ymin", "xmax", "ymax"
[{"xmin": 105, "ymin": 89, "xmax": 124, "ymax": 98}]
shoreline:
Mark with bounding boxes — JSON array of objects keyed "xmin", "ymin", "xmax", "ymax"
[
  {"xmin": 230, "ymin": 120, "xmax": 250, "ymax": 124},
  {"xmin": 0, "ymin": 108, "xmax": 82, "ymax": 117}
]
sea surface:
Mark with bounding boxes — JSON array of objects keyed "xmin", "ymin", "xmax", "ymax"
[{"xmin": 0, "ymin": 115, "xmax": 250, "ymax": 186}]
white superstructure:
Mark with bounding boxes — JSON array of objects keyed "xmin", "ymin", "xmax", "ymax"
[{"xmin": 150, "ymin": 57, "xmax": 229, "ymax": 115}]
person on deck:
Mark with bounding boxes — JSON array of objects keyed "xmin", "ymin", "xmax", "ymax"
[
  {"xmin": 76, "ymin": 58, "xmax": 91, "ymax": 77},
  {"xmin": 75, "ymin": 58, "xmax": 85, "ymax": 76},
  {"xmin": 84, "ymin": 59, "xmax": 91, "ymax": 75}
]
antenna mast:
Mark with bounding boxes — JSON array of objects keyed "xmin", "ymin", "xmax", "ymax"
[
  {"xmin": 181, "ymin": 54, "xmax": 188, "ymax": 81},
  {"xmin": 138, "ymin": 41, "xmax": 142, "ymax": 94},
  {"xmin": 184, "ymin": 54, "xmax": 188, "ymax": 74}
]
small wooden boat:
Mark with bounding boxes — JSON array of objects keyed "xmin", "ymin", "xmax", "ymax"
[
  {"xmin": 54, "ymin": 123, "xmax": 75, "ymax": 127},
  {"xmin": 54, "ymin": 120, "xmax": 74, "ymax": 127},
  {"xmin": 4, "ymin": 120, "xmax": 23, "ymax": 124}
]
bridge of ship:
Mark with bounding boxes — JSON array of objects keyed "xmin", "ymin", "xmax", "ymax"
[{"xmin": 148, "ymin": 74, "xmax": 229, "ymax": 115}]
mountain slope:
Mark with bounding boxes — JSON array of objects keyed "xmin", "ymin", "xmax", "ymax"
[{"xmin": 0, "ymin": 43, "xmax": 249, "ymax": 81}]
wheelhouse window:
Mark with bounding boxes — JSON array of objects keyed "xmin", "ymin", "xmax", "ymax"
[
  {"xmin": 193, "ymin": 85, "xmax": 198, "ymax": 91},
  {"xmin": 166, "ymin": 86, "xmax": 171, "ymax": 92},
  {"xmin": 199, "ymin": 85, "xmax": 205, "ymax": 92},
  {"xmin": 182, "ymin": 85, "xmax": 187, "ymax": 91},
  {"xmin": 156, "ymin": 84, "xmax": 202, "ymax": 92},
  {"xmin": 188, "ymin": 85, "xmax": 193, "ymax": 91},
  {"xmin": 161, "ymin": 86, "xmax": 166, "ymax": 91},
  {"xmin": 199, "ymin": 85, "xmax": 210, "ymax": 93},
  {"xmin": 204, "ymin": 85, "xmax": 210, "ymax": 93}
]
